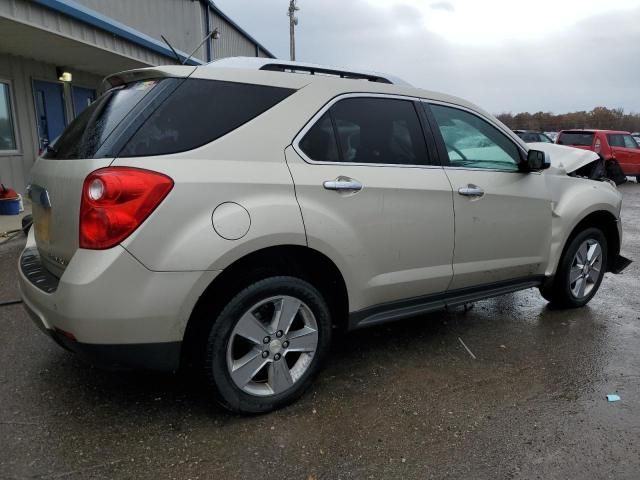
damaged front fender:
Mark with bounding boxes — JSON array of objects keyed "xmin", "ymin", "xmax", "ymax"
[{"xmin": 530, "ymin": 142, "xmax": 626, "ymax": 185}]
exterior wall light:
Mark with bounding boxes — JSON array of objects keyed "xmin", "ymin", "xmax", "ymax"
[{"xmin": 56, "ymin": 67, "xmax": 72, "ymax": 82}]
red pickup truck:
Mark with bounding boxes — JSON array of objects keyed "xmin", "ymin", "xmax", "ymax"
[{"xmin": 557, "ymin": 130, "xmax": 640, "ymax": 182}]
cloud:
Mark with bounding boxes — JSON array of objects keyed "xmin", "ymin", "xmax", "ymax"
[
  {"xmin": 430, "ymin": 1, "xmax": 454, "ymax": 12},
  {"xmin": 214, "ymin": 0, "xmax": 640, "ymax": 114}
]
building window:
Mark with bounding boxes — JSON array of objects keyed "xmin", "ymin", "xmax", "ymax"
[{"xmin": 0, "ymin": 82, "xmax": 17, "ymax": 152}]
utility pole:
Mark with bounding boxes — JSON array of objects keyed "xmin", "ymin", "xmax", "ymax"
[{"xmin": 287, "ymin": 0, "xmax": 299, "ymax": 61}]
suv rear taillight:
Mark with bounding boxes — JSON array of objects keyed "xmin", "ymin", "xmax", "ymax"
[{"xmin": 79, "ymin": 167, "xmax": 173, "ymax": 250}]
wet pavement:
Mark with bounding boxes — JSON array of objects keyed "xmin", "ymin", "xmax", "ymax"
[{"xmin": 1, "ymin": 182, "xmax": 639, "ymax": 480}]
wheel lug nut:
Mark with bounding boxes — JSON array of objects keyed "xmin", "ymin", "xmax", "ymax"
[
  {"xmin": 262, "ymin": 351, "xmax": 269, "ymax": 358},
  {"xmin": 263, "ymin": 336, "xmax": 270, "ymax": 344},
  {"xmin": 276, "ymin": 330, "xmax": 283, "ymax": 338},
  {"xmin": 283, "ymin": 341, "xmax": 289, "ymax": 348},
  {"xmin": 274, "ymin": 353, "xmax": 281, "ymax": 361}
]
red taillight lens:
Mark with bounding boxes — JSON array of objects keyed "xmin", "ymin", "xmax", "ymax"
[{"xmin": 79, "ymin": 167, "xmax": 173, "ymax": 250}]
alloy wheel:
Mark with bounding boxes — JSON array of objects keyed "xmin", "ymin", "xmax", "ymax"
[
  {"xmin": 226, "ymin": 295, "xmax": 319, "ymax": 396},
  {"xmin": 569, "ymin": 239, "xmax": 603, "ymax": 299}
]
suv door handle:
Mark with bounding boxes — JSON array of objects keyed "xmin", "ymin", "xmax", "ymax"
[
  {"xmin": 323, "ymin": 177, "xmax": 363, "ymax": 192},
  {"xmin": 458, "ymin": 185, "xmax": 484, "ymax": 197}
]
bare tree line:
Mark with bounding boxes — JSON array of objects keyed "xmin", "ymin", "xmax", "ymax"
[{"xmin": 496, "ymin": 107, "xmax": 640, "ymax": 133}]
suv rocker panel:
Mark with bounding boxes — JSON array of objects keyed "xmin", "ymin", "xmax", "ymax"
[{"xmin": 349, "ymin": 276, "xmax": 545, "ymax": 329}]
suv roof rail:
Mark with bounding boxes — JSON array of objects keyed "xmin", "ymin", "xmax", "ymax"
[
  {"xmin": 204, "ymin": 57, "xmax": 412, "ymax": 86},
  {"xmin": 260, "ymin": 63, "xmax": 391, "ymax": 84}
]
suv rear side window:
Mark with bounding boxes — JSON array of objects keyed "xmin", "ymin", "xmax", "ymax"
[
  {"xmin": 299, "ymin": 97, "xmax": 430, "ymax": 165},
  {"xmin": 47, "ymin": 79, "xmax": 294, "ymax": 159},
  {"xmin": 119, "ymin": 79, "xmax": 294, "ymax": 157},
  {"xmin": 558, "ymin": 132, "xmax": 594, "ymax": 146}
]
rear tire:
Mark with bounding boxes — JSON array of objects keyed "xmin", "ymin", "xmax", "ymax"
[
  {"xmin": 636, "ymin": 175, "xmax": 640, "ymax": 183},
  {"xmin": 204, "ymin": 276, "xmax": 331, "ymax": 414},
  {"xmin": 539, "ymin": 227, "xmax": 608, "ymax": 308}
]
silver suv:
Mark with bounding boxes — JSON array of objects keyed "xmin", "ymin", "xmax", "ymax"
[{"xmin": 19, "ymin": 58, "xmax": 630, "ymax": 413}]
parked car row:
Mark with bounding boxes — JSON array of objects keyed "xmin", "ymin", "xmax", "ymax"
[
  {"xmin": 557, "ymin": 130, "xmax": 640, "ymax": 183},
  {"xmin": 514, "ymin": 128, "xmax": 640, "ymax": 183}
]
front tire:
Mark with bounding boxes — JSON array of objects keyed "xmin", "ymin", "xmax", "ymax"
[
  {"xmin": 204, "ymin": 276, "xmax": 332, "ymax": 414},
  {"xmin": 540, "ymin": 227, "xmax": 608, "ymax": 308}
]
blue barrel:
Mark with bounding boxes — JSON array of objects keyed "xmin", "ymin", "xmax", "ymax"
[{"xmin": 0, "ymin": 197, "xmax": 21, "ymax": 215}]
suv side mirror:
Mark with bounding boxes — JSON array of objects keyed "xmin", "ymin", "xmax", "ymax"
[{"xmin": 524, "ymin": 149, "xmax": 551, "ymax": 171}]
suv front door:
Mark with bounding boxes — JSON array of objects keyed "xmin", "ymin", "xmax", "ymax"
[
  {"xmin": 425, "ymin": 102, "xmax": 552, "ymax": 290},
  {"xmin": 287, "ymin": 95, "xmax": 454, "ymax": 312}
]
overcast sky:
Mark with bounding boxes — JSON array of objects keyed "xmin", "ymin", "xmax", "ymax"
[{"xmin": 214, "ymin": 0, "xmax": 640, "ymax": 114}]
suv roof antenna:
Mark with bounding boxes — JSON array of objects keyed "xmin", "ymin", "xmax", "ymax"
[
  {"xmin": 161, "ymin": 35, "xmax": 182, "ymax": 64},
  {"xmin": 181, "ymin": 29, "xmax": 220, "ymax": 65}
]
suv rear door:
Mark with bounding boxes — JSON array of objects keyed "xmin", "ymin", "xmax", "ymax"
[
  {"xmin": 287, "ymin": 94, "xmax": 454, "ymax": 312},
  {"xmin": 425, "ymin": 102, "xmax": 551, "ymax": 290}
]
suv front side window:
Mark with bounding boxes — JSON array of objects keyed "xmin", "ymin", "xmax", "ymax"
[
  {"xmin": 299, "ymin": 97, "xmax": 431, "ymax": 166},
  {"xmin": 429, "ymin": 104, "xmax": 521, "ymax": 171}
]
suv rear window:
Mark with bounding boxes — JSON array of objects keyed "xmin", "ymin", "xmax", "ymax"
[
  {"xmin": 557, "ymin": 132, "xmax": 594, "ymax": 146},
  {"xmin": 47, "ymin": 79, "xmax": 294, "ymax": 159}
]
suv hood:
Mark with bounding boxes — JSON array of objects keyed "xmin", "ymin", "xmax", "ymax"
[{"xmin": 530, "ymin": 142, "xmax": 600, "ymax": 175}]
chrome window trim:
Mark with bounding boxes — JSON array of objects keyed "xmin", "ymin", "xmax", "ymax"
[
  {"xmin": 422, "ymin": 99, "xmax": 530, "ymax": 174},
  {"xmin": 291, "ymin": 92, "xmax": 442, "ymax": 170}
]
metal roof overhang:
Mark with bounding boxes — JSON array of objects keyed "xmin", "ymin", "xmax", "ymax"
[
  {"xmin": 0, "ymin": 17, "xmax": 157, "ymax": 76},
  {"xmin": 32, "ymin": 0, "xmax": 202, "ymax": 66}
]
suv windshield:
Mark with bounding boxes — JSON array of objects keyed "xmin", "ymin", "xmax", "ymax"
[{"xmin": 557, "ymin": 132, "xmax": 594, "ymax": 146}]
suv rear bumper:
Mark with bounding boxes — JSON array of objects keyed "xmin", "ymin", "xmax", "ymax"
[
  {"xmin": 18, "ymin": 231, "xmax": 219, "ymax": 371},
  {"xmin": 26, "ymin": 313, "xmax": 182, "ymax": 371}
]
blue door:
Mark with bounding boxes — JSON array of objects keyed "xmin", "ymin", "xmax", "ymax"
[
  {"xmin": 33, "ymin": 80, "xmax": 66, "ymax": 153},
  {"xmin": 72, "ymin": 86, "xmax": 96, "ymax": 117}
]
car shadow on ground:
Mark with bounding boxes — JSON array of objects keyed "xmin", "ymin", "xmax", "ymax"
[{"xmin": 30, "ymin": 290, "xmax": 570, "ymax": 420}]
